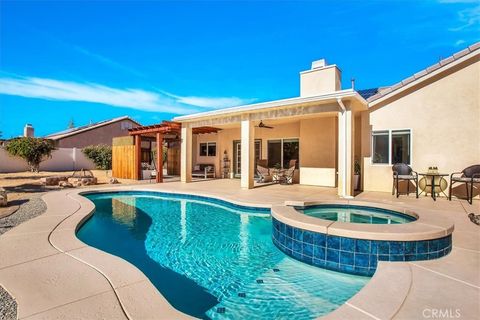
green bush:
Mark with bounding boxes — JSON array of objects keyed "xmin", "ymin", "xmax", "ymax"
[
  {"xmin": 82, "ymin": 145, "xmax": 112, "ymax": 170},
  {"xmin": 5, "ymin": 137, "xmax": 55, "ymax": 172}
]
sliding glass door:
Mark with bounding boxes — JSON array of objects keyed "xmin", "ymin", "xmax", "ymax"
[
  {"xmin": 233, "ymin": 140, "xmax": 262, "ymax": 178},
  {"xmin": 267, "ymin": 138, "xmax": 299, "ymax": 169}
]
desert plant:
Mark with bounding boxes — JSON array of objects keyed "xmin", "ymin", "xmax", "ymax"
[
  {"xmin": 82, "ymin": 145, "xmax": 112, "ymax": 170},
  {"xmin": 354, "ymin": 158, "xmax": 361, "ymax": 175},
  {"xmin": 5, "ymin": 137, "xmax": 55, "ymax": 172}
]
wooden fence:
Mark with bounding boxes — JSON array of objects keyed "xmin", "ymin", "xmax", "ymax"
[{"xmin": 112, "ymin": 144, "xmax": 136, "ymax": 179}]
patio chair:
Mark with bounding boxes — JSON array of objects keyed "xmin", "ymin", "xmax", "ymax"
[
  {"xmin": 280, "ymin": 160, "xmax": 297, "ymax": 185},
  {"xmin": 449, "ymin": 165, "xmax": 480, "ymax": 204},
  {"xmin": 256, "ymin": 159, "xmax": 272, "ymax": 183},
  {"xmin": 392, "ymin": 163, "xmax": 418, "ymax": 198}
]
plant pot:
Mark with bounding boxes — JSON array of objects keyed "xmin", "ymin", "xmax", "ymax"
[{"xmin": 354, "ymin": 174, "xmax": 361, "ymax": 191}]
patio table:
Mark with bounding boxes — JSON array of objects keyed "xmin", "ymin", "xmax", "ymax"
[{"xmin": 419, "ymin": 172, "xmax": 449, "ymax": 201}]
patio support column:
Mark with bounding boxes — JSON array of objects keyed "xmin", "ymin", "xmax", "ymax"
[
  {"xmin": 241, "ymin": 118, "xmax": 255, "ymax": 189},
  {"xmin": 156, "ymin": 132, "xmax": 163, "ymax": 183},
  {"xmin": 180, "ymin": 124, "xmax": 192, "ymax": 183},
  {"xmin": 134, "ymin": 134, "xmax": 141, "ymax": 180},
  {"xmin": 337, "ymin": 106, "xmax": 354, "ymax": 198}
]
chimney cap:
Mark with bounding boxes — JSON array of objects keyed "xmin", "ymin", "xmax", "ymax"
[{"xmin": 311, "ymin": 59, "xmax": 327, "ymax": 69}]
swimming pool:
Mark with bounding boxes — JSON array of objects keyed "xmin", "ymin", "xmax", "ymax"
[
  {"xmin": 77, "ymin": 191, "xmax": 368, "ymax": 319},
  {"xmin": 296, "ymin": 204, "xmax": 416, "ymax": 224}
]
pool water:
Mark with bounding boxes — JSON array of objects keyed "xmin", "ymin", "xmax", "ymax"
[
  {"xmin": 297, "ymin": 205, "xmax": 415, "ymax": 224},
  {"xmin": 77, "ymin": 192, "xmax": 368, "ymax": 319}
]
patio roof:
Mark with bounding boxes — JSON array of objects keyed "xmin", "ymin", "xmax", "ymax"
[{"xmin": 128, "ymin": 121, "xmax": 220, "ymax": 136}]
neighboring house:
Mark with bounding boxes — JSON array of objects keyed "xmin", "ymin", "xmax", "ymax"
[
  {"xmin": 45, "ymin": 116, "xmax": 141, "ymax": 148},
  {"xmin": 172, "ymin": 42, "xmax": 479, "ymax": 197}
]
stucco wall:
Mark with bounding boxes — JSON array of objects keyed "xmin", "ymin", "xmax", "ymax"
[
  {"xmin": 0, "ymin": 147, "xmax": 95, "ymax": 173},
  {"xmin": 56, "ymin": 119, "xmax": 137, "ymax": 148},
  {"xmin": 363, "ymin": 58, "xmax": 480, "ymax": 192}
]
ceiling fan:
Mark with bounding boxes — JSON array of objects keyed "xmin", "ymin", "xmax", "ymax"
[{"xmin": 255, "ymin": 120, "xmax": 274, "ymax": 129}]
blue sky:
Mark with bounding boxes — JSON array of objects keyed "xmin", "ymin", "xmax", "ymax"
[{"xmin": 0, "ymin": 0, "xmax": 478, "ymax": 138}]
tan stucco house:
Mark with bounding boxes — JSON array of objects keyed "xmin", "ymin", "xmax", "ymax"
[
  {"xmin": 45, "ymin": 116, "xmax": 140, "ymax": 148},
  {"xmin": 172, "ymin": 43, "xmax": 479, "ymax": 197}
]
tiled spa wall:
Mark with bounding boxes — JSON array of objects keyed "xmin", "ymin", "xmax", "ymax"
[{"xmin": 272, "ymin": 217, "xmax": 452, "ymax": 276}]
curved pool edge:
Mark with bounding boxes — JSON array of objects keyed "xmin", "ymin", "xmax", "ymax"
[{"xmin": 21, "ymin": 186, "xmax": 453, "ymax": 320}]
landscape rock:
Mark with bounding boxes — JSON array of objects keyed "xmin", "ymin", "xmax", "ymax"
[
  {"xmin": 109, "ymin": 178, "xmax": 119, "ymax": 184},
  {"xmin": 58, "ymin": 181, "xmax": 74, "ymax": 188},
  {"xmin": 40, "ymin": 176, "xmax": 68, "ymax": 186},
  {"xmin": 0, "ymin": 188, "xmax": 7, "ymax": 207}
]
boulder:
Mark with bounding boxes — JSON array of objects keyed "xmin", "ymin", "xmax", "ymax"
[
  {"xmin": 41, "ymin": 176, "xmax": 68, "ymax": 186},
  {"xmin": 109, "ymin": 178, "xmax": 119, "ymax": 184},
  {"xmin": 59, "ymin": 181, "xmax": 74, "ymax": 188},
  {"xmin": 0, "ymin": 188, "xmax": 7, "ymax": 207}
]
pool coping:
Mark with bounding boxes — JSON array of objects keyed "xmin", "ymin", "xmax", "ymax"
[
  {"xmin": 0, "ymin": 184, "xmax": 463, "ymax": 319},
  {"xmin": 272, "ymin": 200, "xmax": 454, "ymax": 241}
]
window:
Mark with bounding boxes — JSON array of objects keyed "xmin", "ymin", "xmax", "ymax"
[
  {"xmin": 268, "ymin": 139, "xmax": 299, "ymax": 168},
  {"xmin": 121, "ymin": 121, "xmax": 133, "ymax": 130},
  {"xmin": 372, "ymin": 130, "xmax": 411, "ymax": 165},
  {"xmin": 199, "ymin": 142, "xmax": 216, "ymax": 157}
]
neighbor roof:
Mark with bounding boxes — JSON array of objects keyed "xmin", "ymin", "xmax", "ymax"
[
  {"xmin": 45, "ymin": 116, "xmax": 141, "ymax": 140},
  {"xmin": 368, "ymin": 41, "xmax": 480, "ymax": 104}
]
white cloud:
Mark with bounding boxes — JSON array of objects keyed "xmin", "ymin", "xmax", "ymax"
[
  {"xmin": 0, "ymin": 76, "xmax": 254, "ymax": 115},
  {"xmin": 448, "ymin": 5, "xmax": 480, "ymax": 31},
  {"xmin": 455, "ymin": 39, "xmax": 466, "ymax": 46}
]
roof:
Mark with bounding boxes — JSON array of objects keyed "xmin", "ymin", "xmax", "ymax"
[
  {"xmin": 174, "ymin": 89, "xmax": 367, "ymax": 122},
  {"xmin": 45, "ymin": 116, "xmax": 141, "ymax": 140},
  {"xmin": 357, "ymin": 88, "xmax": 380, "ymax": 100},
  {"xmin": 128, "ymin": 121, "xmax": 220, "ymax": 136},
  {"xmin": 368, "ymin": 41, "xmax": 480, "ymax": 104}
]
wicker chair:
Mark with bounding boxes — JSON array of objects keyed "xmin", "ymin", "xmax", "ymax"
[
  {"xmin": 392, "ymin": 163, "xmax": 418, "ymax": 198},
  {"xmin": 449, "ymin": 165, "xmax": 480, "ymax": 204},
  {"xmin": 280, "ymin": 160, "xmax": 297, "ymax": 185}
]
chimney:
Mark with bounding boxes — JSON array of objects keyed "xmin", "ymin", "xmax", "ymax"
[
  {"xmin": 24, "ymin": 124, "xmax": 34, "ymax": 138},
  {"xmin": 300, "ymin": 59, "xmax": 342, "ymax": 97}
]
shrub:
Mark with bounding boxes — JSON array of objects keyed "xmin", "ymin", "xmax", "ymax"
[
  {"xmin": 82, "ymin": 145, "xmax": 112, "ymax": 170},
  {"xmin": 5, "ymin": 137, "xmax": 55, "ymax": 172}
]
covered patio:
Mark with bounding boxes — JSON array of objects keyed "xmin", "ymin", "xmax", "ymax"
[{"xmin": 174, "ymin": 90, "xmax": 368, "ymax": 197}]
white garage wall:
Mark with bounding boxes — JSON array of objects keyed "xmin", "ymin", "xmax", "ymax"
[{"xmin": 0, "ymin": 148, "xmax": 95, "ymax": 173}]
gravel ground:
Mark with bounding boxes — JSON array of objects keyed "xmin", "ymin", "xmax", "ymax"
[{"xmin": 0, "ymin": 193, "xmax": 47, "ymax": 320}]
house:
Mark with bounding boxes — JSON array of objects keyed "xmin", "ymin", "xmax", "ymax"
[
  {"xmin": 45, "ymin": 116, "xmax": 141, "ymax": 148},
  {"xmin": 170, "ymin": 42, "xmax": 479, "ymax": 197}
]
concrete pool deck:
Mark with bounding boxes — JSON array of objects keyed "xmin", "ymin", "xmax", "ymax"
[{"xmin": 0, "ymin": 179, "xmax": 478, "ymax": 319}]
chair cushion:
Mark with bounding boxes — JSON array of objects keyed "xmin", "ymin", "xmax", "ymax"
[
  {"xmin": 452, "ymin": 177, "xmax": 473, "ymax": 182},
  {"xmin": 396, "ymin": 174, "xmax": 416, "ymax": 179}
]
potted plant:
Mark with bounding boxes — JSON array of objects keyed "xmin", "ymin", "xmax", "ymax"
[{"xmin": 354, "ymin": 158, "xmax": 361, "ymax": 191}]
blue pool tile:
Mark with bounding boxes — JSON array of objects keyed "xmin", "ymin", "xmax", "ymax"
[
  {"xmin": 303, "ymin": 231, "xmax": 314, "ymax": 244},
  {"xmin": 273, "ymin": 219, "xmax": 280, "ymax": 231},
  {"xmin": 314, "ymin": 246, "xmax": 326, "ymax": 260},
  {"xmin": 326, "ymin": 260, "xmax": 339, "ymax": 270},
  {"xmin": 284, "ymin": 237, "xmax": 293, "ymax": 250},
  {"xmin": 313, "ymin": 233, "xmax": 326, "ymax": 247},
  {"xmin": 278, "ymin": 233, "xmax": 286, "ymax": 246},
  {"xmin": 293, "ymin": 228, "xmax": 303, "ymax": 241},
  {"xmin": 428, "ymin": 240, "xmax": 439, "ymax": 252},
  {"xmin": 378, "ymin": 254, "xmax": 389, "ymax": 261},
  {"xmin": 370, "ymin": 241, "xmax": 378, "ymax": 254},
  {"xmin": 416, "ymin": 253, "xmax": 428, "ymax": 260},
  {"xmin": 292, "ymin": 250, "xmax": 303, "ymax": 260},
  {"xmin": 302, "ymin": 255, "xmax": 313, "ymax": 265},
  {"xmin": 303, "ymin": 243, "xmax": 314, "ymax": 257},
  {"xmin": 405, "ymin": 242, "xmax": 416, "ymax": 254},
  {"xmin": 327, "ymin": 249, "xmax": 340, "ymax": 263},
  {"xmin": 340, "ymin": 238, "xmax": 355, "ymax": 252},
  {"xmin": 285, "ymin": 225, "xmax": 293, "ymax": 238},
  {"xmin": 428, "ymin": 252, "xmax": 439, "ymax": 260},
  {"xmin": 389, "ymin": 241, "xmax": 404, "ymax": 254},
  {"xmin": 292, "ymin": 240, "xmax": 302, "ymax": 254},
  {"xmin": 338, "ymin": 264, "xmax": 355, "ymax": 274},
  {"xmin": 354, "ymin": 253, "xmax": 369, "ymax": 267},
  {"xmin": 378, "ymin": 241, "xmax": 389, "ymax": 254},
  {"xmin": 354, "ymin": 266, "xmax": 369, "ymax": 275},
  {"xmin": 369, "ymin": 255, "xmax": 378, "ymax": 268},
  {"xmin": 340, "ymin": 251, "xmax": 354, "ymax": 266},
  {"xmin": 389, "ymin": 254, "xmax": 404, "ymax": 261},
  {"xmin": 313, "ymin": 258, "xmax": 325, "ymax": 267},
  {"xmin": 405, "ymin": 254, "xmax": 417, "ymax": 261},
  {"xmin": 417, "ymin": 241, "xmax": 428, "ymax": 254},
  {"xmin": 327, "ymin": 236, "xmax": 340, "ymax": 250},
  {"xmin": 355, "ymin": 239, "xmax": 371, "ymax": 253}
]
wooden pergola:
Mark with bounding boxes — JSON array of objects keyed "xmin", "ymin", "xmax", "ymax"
[{"xmin": 128, "ymin": 121, "xmax": 220, "ymax": 183}]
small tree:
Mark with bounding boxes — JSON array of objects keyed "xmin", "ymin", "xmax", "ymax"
[
  {"xmin": 5, "ymin": 137, "xmax": 55, "ymax": 172},
  {"xmin": 82, "ymin": 145, "xmax": 112, "ymax": 170}
]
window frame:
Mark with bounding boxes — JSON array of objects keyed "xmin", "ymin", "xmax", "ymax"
[
  {"xmin": 199, "ymin": 142, "xmax": 216, "ymax": 157},
  {"xmin": 267, "ymin": 137, "xmax": 300, "ymax": 169},
  {"xmin": 371, "ymin": 129, "xmax": 412, "ymax": 166}
]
